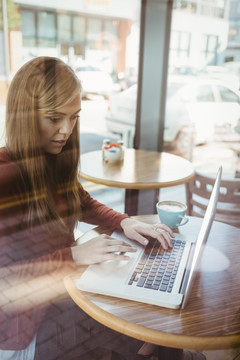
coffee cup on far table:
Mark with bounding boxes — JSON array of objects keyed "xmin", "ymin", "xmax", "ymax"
[{"xmin": 156, "ymin": 201, "xmax": 189, "ymax": 229}]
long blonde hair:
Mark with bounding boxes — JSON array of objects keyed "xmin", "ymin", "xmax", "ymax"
[{"xmin": 5, "ymin": 56, "xmax": 82, "ymax": 231}]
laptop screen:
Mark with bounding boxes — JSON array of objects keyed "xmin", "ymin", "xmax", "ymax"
[{"xmin": 181, "ymin": 166, "xmax": 222, "ymax": 308}]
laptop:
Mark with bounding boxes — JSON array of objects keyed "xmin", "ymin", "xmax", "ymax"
[{"xmin": 76, "ymin": 166, "xmax": 222, "ymax": 309}]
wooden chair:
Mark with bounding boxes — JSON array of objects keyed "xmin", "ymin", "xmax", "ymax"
[{"xmin": 185, "ymin": 172, "xmax": 240, "ymax": 228}]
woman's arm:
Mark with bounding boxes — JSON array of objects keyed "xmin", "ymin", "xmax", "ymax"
[{"xmin": 80, "ymin": 186, "xmax": 128, "ymax": 230}]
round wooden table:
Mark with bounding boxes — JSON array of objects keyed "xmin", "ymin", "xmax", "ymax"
[
  {"xmin": 64, "ymin": 215, "xmax": 240, "ymax": 354},
  {"xmin": 79, "ymin": 149, "xmax": 195, "ymax": 215}
]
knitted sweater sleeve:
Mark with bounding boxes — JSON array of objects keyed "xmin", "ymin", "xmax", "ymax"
[{"xmin": 79, "ymin": 185, "xmax": 129, "ymax": 231}]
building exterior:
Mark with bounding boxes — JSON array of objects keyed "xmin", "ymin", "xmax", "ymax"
[
  {"xmin": 0, "ymin": 0, "xmax": 238, "ymax": 104},
  {"xmin": 14, "ymin": 0, "xmax": 140, "ymax": 75},
  {"xmin": 12, "ymin": 0, "xmax": 231, "ymax": 73},
  {"xmin": 0, "ymin": 0, "xmax": 141, "ymax": 103},
  {"xmin": 225, "ymin": 0, "xmax": 240, "ymax": 62},
  {"xmin": 170, "ymin": 0, "xmax": 230, "ymax": 70}
]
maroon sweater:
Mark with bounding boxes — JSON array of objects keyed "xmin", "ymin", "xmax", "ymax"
[{"xmin": 0, "ymin": 147, "xmax": 128, "ymax": 350}]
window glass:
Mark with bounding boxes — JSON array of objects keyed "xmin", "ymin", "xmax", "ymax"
[
  {"xmin": 169, "ymin": 31, "xmax": 191, "ymax": 67},
  {"xmin": 58, "ymin": 14, "xmax": 71, "ymax": 42},
  {"xmin": 201, "ymin": 34, "xmax": 218, "ymax": 64},
  {"xmin": 195, "ymin": 85, "xmax": 215, "ymax": 102},
  {"xmin": 38, "ymin": 11, "xmax": 56, "ymax": 47},
  {"xmin": 104, "ymin": 19, "xmax": 119, "ymax": 37},
  {"xmin": 218, "ymin": 86, "xmax": 240, "ymax": 102},
  {"xmin": 73, "ymin": 16, "xmax": 85, "ymax": 42},
  {"xmin": 87, "ymin": 18, "xmax": 102, "ymax": 49},
  {"xmin": 20, "ymin": 10, "xmax": 36, "ymax": 47}
]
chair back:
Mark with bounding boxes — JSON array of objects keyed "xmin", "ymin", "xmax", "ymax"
[{"xmin": 185, "ymin": 172, "xmax": 240, "ymax": 227}]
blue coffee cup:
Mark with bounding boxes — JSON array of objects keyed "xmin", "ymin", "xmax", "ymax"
[{"xmin": 156, "ymin": 200, "xmax": 189, "ymax": 229}]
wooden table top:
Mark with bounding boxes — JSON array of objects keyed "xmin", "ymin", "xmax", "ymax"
[
  {"xmin": 64, "ymin": 215, "xmax": 240, "ymax": 351},
  {"xmin": 79, "ymin": 149, "xmax": 195, "ymax": 189}
]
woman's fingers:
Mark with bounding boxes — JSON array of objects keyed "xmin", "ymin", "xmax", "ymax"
[
  {"xmin": 152, "ymin": 223, "xmax": 174, "ymax": 237},
  {"xmin": 103, "ymin": 252, "xmax": 132, "ymax": 261},
  {"xmin": 151, "ymin": 224, "xmax": 174, "ymax": 248},
  {"xmin": 105, "ymin": 239, "xmax": 137, "ymax": 253},
  {"xmin": 132, "ymin": 231, "xmax": 170, "ymax": 250},
  {"xmin": 120, "ymin": 218, "xmax": 175, "ymax": 249},
  {"xmin": 103, "ymin": 239, "xmax": 137, "ymax": 260},
  {"xmin": 130, "ymin": 225, "xmax": 173, "ymax": 249},
  {"xmin": 71, "ymin": 235, "xmax": 138, "ymax": 265}
]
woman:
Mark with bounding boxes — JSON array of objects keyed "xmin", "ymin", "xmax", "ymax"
[{"xmin": 0, "ymin": 57, "xmax": 205, "ymax": 360}]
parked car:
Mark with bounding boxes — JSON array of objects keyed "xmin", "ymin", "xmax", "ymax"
[
  {"xmin": 75, "ymin": 64, "xmax": 113, "ymax": 98},
  {"xmin": 105, "ymin": 77, "xmax": 240, "ymax": 157},
  {"xmin": 199, "ymin": 65, "xmax": 240, "ymax": 91}
]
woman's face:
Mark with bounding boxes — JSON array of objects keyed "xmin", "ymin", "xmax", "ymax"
[{"xmin": 38, "ymin": 94, "xmax": 81, "ymax": 154}]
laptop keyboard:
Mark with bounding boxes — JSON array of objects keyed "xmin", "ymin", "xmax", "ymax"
[{"xmin": 128, "ymin": 239, "xmax": 186, "ymax": 293}]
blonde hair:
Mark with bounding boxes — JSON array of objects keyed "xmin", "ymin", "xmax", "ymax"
[{"xmin": 5, "ymin": 56, "xmax": 82, "ymax": 231}]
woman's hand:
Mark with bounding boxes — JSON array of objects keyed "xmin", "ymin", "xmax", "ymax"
[
  {"xmin": 71, "ymin": 234, "xmax": 137, "ymax": 266},
  {"xmin": 120, "ymin": 218, "xmax": 174, "ymax": 249}
]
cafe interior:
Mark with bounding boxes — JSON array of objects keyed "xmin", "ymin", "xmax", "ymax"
[{"xmin": 0, "ymin": 0, "xmax": 240, "ymax": 359}]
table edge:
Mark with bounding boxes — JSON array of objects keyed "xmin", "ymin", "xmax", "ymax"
[
  {"xmin": 79, "ymin": 172, "xmax": 196, "ymax": 190},
  {"xmin": 64, "ymin": 274, "xmax": 240, "ymax": 351}
]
